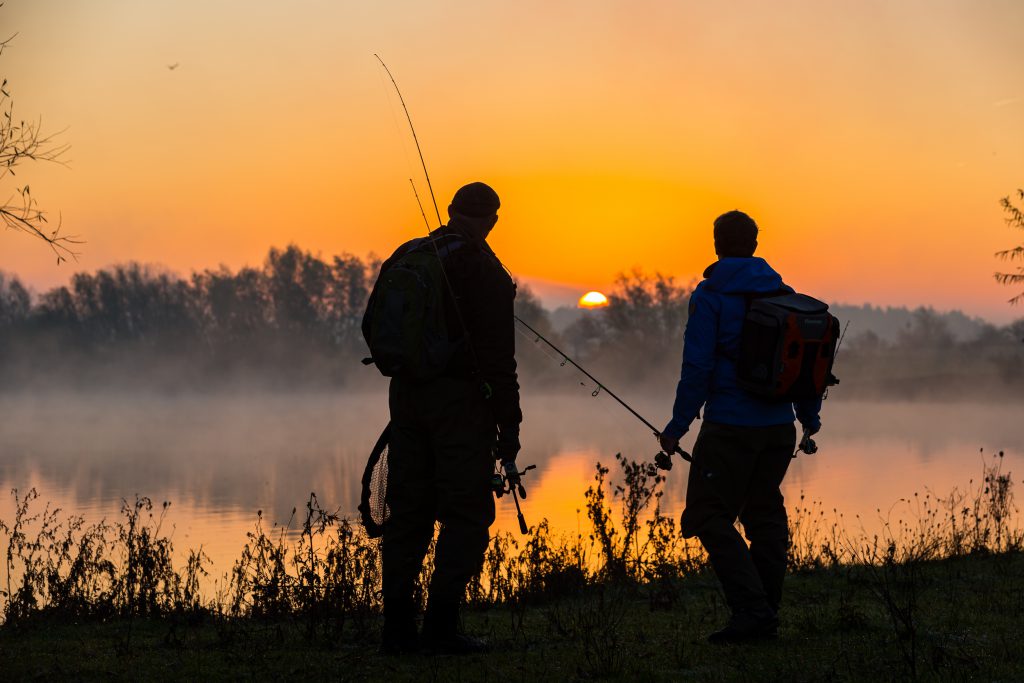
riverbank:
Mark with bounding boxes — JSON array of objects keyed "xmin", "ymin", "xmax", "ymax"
[
  {"xmin": 1, "ymin": 453, "xmax": 1020, "ymax": 680},
  {"xmin": 1, "ymin": 551, "xmax": 1021, "ymax": 680}
]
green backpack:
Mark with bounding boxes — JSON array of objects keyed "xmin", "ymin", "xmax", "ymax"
[{"xmin": 362, "ymin": 233, "xmax": 464, "ymax": 379}]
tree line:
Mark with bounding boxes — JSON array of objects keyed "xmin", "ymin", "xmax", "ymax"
[
  {"xmin": 0, "ymin": 247, "xmax": 377, "ymax": 388},
  {"xmin": 0, "ymin": 245, "xmax": 1021, "ymax": 396}
]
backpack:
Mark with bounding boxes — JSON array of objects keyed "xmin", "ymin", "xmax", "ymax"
[
  {"xmin": 734, "ymin": 292, "xmax": 840, "ymax": 401},
  {"xmin": 362, "ymin": 233, "xmax": 464, "ymax": 380}
]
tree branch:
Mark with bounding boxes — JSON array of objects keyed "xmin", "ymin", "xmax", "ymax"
[
  {"xmin": 995, "ymin": 190, "xmax": 1024, "ymax": 304},
  {"xmin": 1, "ymin": 186, "xmax": 81, "ymax": 263},
  {"xmin": 1, "ymin": 12, "xmax": 79, "ymax": 261}
]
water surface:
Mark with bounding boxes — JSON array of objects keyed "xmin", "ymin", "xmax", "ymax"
[{"xmin": 0, "ymin": 391, "xmax": 1020, "ymax": 576}]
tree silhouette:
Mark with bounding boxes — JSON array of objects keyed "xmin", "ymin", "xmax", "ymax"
[
  {"xmin": 0, "ymin": 248, "xmax": 1020, "ymax": 393},
  {"xmin": 603, "ymin": 270, "xmax": 691, "ymax": 347},
  {"xmin": 995, "ymin": 189, "xmax": 1024, "ymax": 305},
  {"xmin": 0, "ymin": 271, "xmax": 28, "ymax": 325},
  {"xmin": 1, "ymin": 8, "xmax": 78, "ymax": 262},
  {"xmin": 561, "ymin": 270, "xmax": 693, "ymax": 382}
]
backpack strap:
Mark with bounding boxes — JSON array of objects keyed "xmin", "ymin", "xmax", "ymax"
[
  {"xmin": 433, "ymin": 233, "xmax": 465, "ymax": 259},
  {"xmin": 407, "ymin": 232, "xmax": 465, "ymax": 260}
]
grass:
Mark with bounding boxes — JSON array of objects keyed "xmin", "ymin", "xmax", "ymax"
[
  {"xmin": 1, "ymin": 554, "xmax": 1021, "ymax": 680},
  {"xmin": 0, "ymin": 451, "xmax": 1021, "ymax": 680}
]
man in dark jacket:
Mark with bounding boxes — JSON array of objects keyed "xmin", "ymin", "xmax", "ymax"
[
  {"xmin": 659, "ymin": 210, "xmax": 821, "ymax": 644},
  {"xmin": 365, "ymin": 182, "xmax": 521, "ymax": 655}
]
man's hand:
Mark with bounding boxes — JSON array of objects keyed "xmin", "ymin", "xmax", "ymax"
[
  {"xmin": 502, "ymin": 459, "xmax": 522, "ymax": 493},
  {"xmin": 798, "ymin": 425, "xmax": 820, "ymax": 455},
  {"xmin": 659, "ymin": 433, "xmax": 679, "ymax": 454},
  {"xmin": 495, "ymin": 427, "xmax": 521, "ymax": 462}
]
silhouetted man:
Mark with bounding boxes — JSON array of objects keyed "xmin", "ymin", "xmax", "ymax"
[
  {"xmin": 659, "ymin": 211, "xmax": 822, "ymax": 644},
  {"xmin": 365, "ymin": 182, "xmax": 521, "ymax": 655}
]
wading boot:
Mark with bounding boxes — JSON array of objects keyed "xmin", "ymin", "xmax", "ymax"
[
  {"xmin": 380, "ymin": 614, "xmax": 418, "ymax": 656},
  {"xmin": 707, "ymin": 607, "xmax": 779, "ymax": 645},
  {"xmin": 421, "ymin": 602, "xmax": 489, "ymax": 655},
  {"xmin": 422, "ymin": 632, "xmax": 490, "ymax": 656}
]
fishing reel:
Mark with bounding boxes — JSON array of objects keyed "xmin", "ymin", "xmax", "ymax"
[
  {"xmin": 491, "ymin": 462, "xmax": 536, "ymax": 498},
  {"xmin": 654, "ymin": 450, "xmax": 674, "ymax": 471},
  {"xmin": 492, "ymin": 460, "xmax": 536, "ymax": 535},
  {"xmin": 653, "ymin": 447, "xmax": 693, "ymax": 471},
  {"xmin": 796, "ymin": 429, "xmax": 818, "ymax": 456},
  {"xmin": 653, "ymin": 432, "xmax": 693, "ymax": 472}
]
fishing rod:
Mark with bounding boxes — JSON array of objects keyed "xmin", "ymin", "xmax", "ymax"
[
  {"xmin": 513, "ymin": 315, "xmax": 692, "ymax": 470},
  {"xmin": 409, "ymin": 178, "xmax": 431, "ymax": 232},
  {"xmin": 826, "ymin": 320, "xmax": 851, "ymax": 398},
  {"xmin": 376, "ymin": 53, "xmax": 486, "ymax": 381},
  {"xmin": 375, "ymin": 54, "xmax": 443, "ymax": 227},
  {"xmin": 377, "ymin": 55, "xmax": 537, "ymax": 532}
]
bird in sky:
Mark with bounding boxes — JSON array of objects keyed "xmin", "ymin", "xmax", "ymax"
[{"xmin": 167, "ymin": 63, "xmax": 180, "ymax": 71}]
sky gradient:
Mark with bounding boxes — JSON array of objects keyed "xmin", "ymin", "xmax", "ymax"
[{"xmin": 2, "ymin": 0, "xmax": 1023, "ymax": 320}]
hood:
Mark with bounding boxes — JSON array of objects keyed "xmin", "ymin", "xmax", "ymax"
[{"xmin": 702, "ymin": 257, "xmax": 787, "ymax": 294}]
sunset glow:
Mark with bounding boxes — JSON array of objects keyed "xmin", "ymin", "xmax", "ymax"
[
  {"xmin": 579, "ymin": 291, "xmax": 609, "ymax": 309},
  {"xmin": 1, "ymin": 1, "xmax": 1022, "ymax": 321}
]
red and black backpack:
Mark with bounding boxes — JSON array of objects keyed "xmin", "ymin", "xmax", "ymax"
[{"xmin": 733, "ymin": 292, "xmax": 840, "ymax": 402}]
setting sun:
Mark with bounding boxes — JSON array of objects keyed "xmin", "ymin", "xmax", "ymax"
[{"xmin": 578, "ymin": 291, "xmax": 609, "ymax": 309}]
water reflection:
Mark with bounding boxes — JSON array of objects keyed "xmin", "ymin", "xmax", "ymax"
[{"xmin": 0, "ymin": 392, "xmax": 1020, "ymax": 574}]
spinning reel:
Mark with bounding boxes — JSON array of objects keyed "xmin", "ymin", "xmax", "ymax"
[{"xmin": 492, "ymin": 461, "xmax": 537, "ymax": 534}]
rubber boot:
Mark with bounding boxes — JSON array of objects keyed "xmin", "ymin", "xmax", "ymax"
[
  {"xmin": 380, "ymin": 600, "xmax": 418, "ymax": 655},
  {"xmin": 707, "ymin": 606, "xmax": 779, "ymax": 645},
  {"xmin": 421, "ymin": 601, "xmax": 488, "ymax": 655}
]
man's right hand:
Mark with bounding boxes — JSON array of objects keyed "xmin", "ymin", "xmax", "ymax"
[
  {"xmin": 501, "ymin": 459, "xmax": 522, "ymax": 493},
  {"xmin": 798, "ymin": 426, "xmax": 819, "ymax": 455},
  {"xmin": 495, "ymin": 427, "xmax": 520, "ymax": 462}
]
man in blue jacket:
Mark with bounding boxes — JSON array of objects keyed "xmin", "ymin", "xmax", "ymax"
[{"xmin": 659, "ymin": 210, "xmax": 821, "ymax": 644}]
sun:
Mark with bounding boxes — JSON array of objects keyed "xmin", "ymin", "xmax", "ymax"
[{"xmin": 578, "ymin": 291, "xmax": 609, "ymax": 309}]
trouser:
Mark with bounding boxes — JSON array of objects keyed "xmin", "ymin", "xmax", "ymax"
[
  {"xmin": 680, "ymin": 421, "xmax": 796, "ymax": 614},
  {"xmin": 381, "ymin": 375, "xmax": 496, "ymax": 637}
]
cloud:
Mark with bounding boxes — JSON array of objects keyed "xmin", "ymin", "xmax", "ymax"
[{"xmin": 992, "ymin": 96, "xmax": 1022, "ymax": 108}]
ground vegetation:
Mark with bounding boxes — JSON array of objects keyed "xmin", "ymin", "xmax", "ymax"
[{"xmin": 0, "ymin": 453, "xmax": 1020, "ymax": 680}]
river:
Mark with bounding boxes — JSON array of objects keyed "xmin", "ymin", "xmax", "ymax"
[{"xmin": 0, "ymin": 391, "xmax": 1020, "ymax": 576}]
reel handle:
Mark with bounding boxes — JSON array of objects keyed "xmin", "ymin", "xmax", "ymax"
[
  {"xmin": 653, "ymin": 431, "xmax": 693, "ymax": 471},
  {"xmin": 654, "ymin": 447, "xmax": 692, "ymax": 471}
]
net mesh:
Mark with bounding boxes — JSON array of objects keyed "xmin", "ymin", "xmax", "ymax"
[
  {"xmin": 359, "ymin": 425, "xmax": 391, "ymax": 538},
  {"xmin": 368, "ymin": 442, "xmax": 390, "ymax": 528}
]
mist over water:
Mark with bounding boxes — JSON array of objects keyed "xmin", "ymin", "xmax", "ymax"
[{"xmin": 0, "ymin": 389, "xmax": 1021, "ymax": 575}]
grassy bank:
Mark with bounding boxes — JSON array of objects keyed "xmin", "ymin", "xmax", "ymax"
[
  {"xmin": 1, "ymin": 552, "xmax": 1021, "ymax": 680},
  {"xmin": 1, "ymin": 453, "xmax": 1020, "ymax": 680}
]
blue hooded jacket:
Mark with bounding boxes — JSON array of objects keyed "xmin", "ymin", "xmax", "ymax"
[{"xmin": 662, "ymin": 257, "xmax": 822, "ymax": 440}]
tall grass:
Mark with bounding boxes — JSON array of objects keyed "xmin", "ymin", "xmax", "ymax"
[{"xmin": 0, "ymin": 451, "xmax": 1019, "ymax": 639}]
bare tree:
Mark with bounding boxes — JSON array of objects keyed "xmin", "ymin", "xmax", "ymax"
[
  {"xmin": 1, "ymin": 8, "xmax": 79, "ymax": 263},
  {"xmin": 995, "ymin": 189, "xmax": 1024, "ymax": 305}
]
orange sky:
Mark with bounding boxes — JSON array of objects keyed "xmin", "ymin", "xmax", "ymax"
[{"xmin": 2, "ymin": 0, "xmax": 1022, "ymax": 320}]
